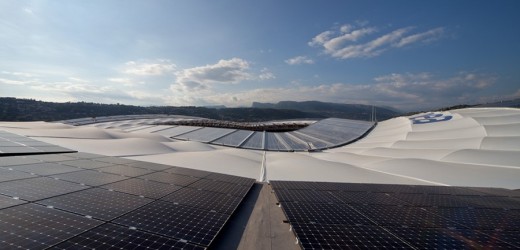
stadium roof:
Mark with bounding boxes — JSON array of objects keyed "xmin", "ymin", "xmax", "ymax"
[{"xmin": 0, "ymin": 107, "xmax": 519, "ymax": 249}]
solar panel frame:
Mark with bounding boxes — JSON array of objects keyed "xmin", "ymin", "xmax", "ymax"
[
  {"xmin": 113, "ymin": 200, "xmax": 229, "ymax": 247},
  {"xmin": 100, "ymin": 178, "xmax": 182, "ymax": 199},
  {"xmin": 0, "ymin": 194, "xmax": 27, "ymax": 209},
  {"xmin": 37, "ymin": 188, "xmax": 153, "ymax": 221},
  {"xmin": 0, "ymin": 177, "xmax": 88, "ymax": 201},
  {"xmin": 164, "ymin": 167, "xmax": 211, "ymax": 178},
  {"xmin": 51, "ymin": 223, "xmax": 205, "ymax": 250},
  {"xmin": 97, "ymin": 165, "xmax": 155, "ymax": 177},
  {"xmin": 0, "ymin": 203, "xmax": 103, "ymax": 249},
  {"xmin": 9, "ymin": 162, "xmax": 83, "ymax": 176},
  {"xmin": 204, "ymin": 173, "xmax": 255, "ymax": 186},
  {"xmin": 138, "ymin": 172, "xmax": 200, "ymax": 186},
  {"xmin": 281, "ymin": 202, "xmax": 375, "ymax": 226},
  {"xmin": 0, "ymin": 167, "xmax": 37, "ymax": 182},
  {"xmin": 51, "ymin": 170, "xmax": 130, "ymax": 186},
  {"xmin": 161, "ymin": 187, "xmax": 242, "ymax": 215},
  {"xmin": 59, "ymin": 159, "xmax": 116, "ymax": 169},
  {"xmin": 0, "ymin": 156, "xmax": 42, "ymax": 167},
  {"xmin": 188, "ymin": 179, "xmax": 252, "ymax": 197}
]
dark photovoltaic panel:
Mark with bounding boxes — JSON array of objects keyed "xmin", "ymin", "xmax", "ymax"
[
  {"xmin": 59, "ymin": 159, "xmax": 115, "ymax": 169},
  {"xmin": 282, "ymin": 202, "xmax": 373, "ymax": 225},
  {"xmin": 0, "ymin": 167, "xmax": 37, "ymax": 182},
  {"xmin": 126, "ymin": 161, "xmax": 174, "ymax": 171},
  {"xmin": 113, "ymin": 200, "xmax": 229, "ymax": 247},
  {"xmin": 101, "ymin": 178, "xmax": 182, "ymax": 199},
  {"xmin": 165, "ymin": 166, "xmax": 211, "ymax": 178},
  {"xmin": 291, "ymin": 223, "xmax": 412, "ymax": 249},
  {"xmin": 26, "ymin": 154, "xmax": 78, "ymax": 162},
  {"xmin": 271, "ymin": 181, "xmax": 520, "ymax": 250},
  {"xmin": 274, "ymin": 189, "xmax": 337, "ymax": 203},
  {"xmin": 0, "ymin": 177, "xmax": 88, "ymax": 201},
  {"xmin": 97, "ymin": 165, "xmax": 154, "ymax": 177},
  {"xmin": 0, "ymin": 156, "xmax": 41, "ymax": 166},
  {"xmin": 188, "ymin": 179, "xmax": 251, "ymax": 197},
  {"xmin": 51, "ymin": 170, "xmax": 129, "ymax": 186},
  {"xmin": 0, "ymin": 150, "xmax": 254, "ymax": 249},
  {"xmin": 9, "ymin": 162, "xmax": 82, "ymax": 176},
  {"xmin": 161, "ymin": 187, "xmax": 242, "ymax": 215},
  {"xmin": 386, "ymin": 227, "xmax": 516, "ymax": 249},
  {"xmin": 52, "ymin": 223, "xmax": 205, "ymax": 250},
  {"xmin": 205, "ymin": 172, "xmax": 256, "ymax": 186},
  {"xmin": 0, "ymin": 194, "xmax": 27, "ymax": 209},
  {"xmin": 94, "ymin": 156, "xmax": 137, "ymax": 165},
  {"xmin": 0, "ymin": 203, "xmax": 103, "ymax": 249},
  {"xmin": 37, "ymin": 188, "xmax": 152, "ymax": 221},
  {"xmin": 468, "ymin": 186, "xmax": 520, "ymax": 197},
  {"xmin": 139, "ymin": 172, "xmax": 200, "ymax": 186}
]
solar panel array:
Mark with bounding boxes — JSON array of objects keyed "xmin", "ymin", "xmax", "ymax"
[
  {"xmin": 0, "ymin": 151, "xmax": 255, "ymax": 249},
  {"xmin": 271, "ymin": 181, "xmax": 520, "ymax": 249},
  {"xmin": 166, "ymin": 118, "xmax": 375, "ymax": 151},
  {"xmin": 0, "ymin": 130, "xmax": 74, "ymax": 156}
]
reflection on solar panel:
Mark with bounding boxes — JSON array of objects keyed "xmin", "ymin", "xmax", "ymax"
[
  {"xmin": 0, "ymin": 130, "xmax": 75, "ymax": 156},
  {"xmin": 271, "ymin": 181, "xmax": 520, "ymax": 249},
  {"xmin": 167, "ymin": 118, "xmax": 375, "ymax": 151},
  {"xmin": 0, "ymin": 152, "xmax": 255, "ymax": 249}
]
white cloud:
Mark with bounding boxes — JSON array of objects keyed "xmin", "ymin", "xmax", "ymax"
[
  {"xmin": 123, "ymin": 59, "xmax": 176, "ymax": 76},
  {"xmin": 309, "ymin": 23, "xmax": 445, "ymax": 59},
  {"xmin": 0, "ymin": 78, "xmax": 33, "ymax": 85},
  {"xmin": 285, "ymin": 56, "xmax": 314, "ymax": 65},
  {"xmin": 171, "ymin": 58, "xmax": 250, "ymax": 92},
  {"xmin": 394, "ymin": 27, "xmax": 444, "ymax": 47},
  {"xmin": 1, "ymin": 71, "xmax": 35, "ymax": 78},
  {"xmin": 68, "ymin": 77, "xmax": 89, "ymax": 83},
  {"xmin": 258, "ymin": 68, "xmax": 275, "ymax": 80}
]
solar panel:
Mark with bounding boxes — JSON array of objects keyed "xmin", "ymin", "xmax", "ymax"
[
  {"xmin": 205, "ymin": 173, "xmax": 255, "ymax": 186},
  {"xmin": 9, "ymin": 162, "xmax": 82, "ymax": 176},
  {"xmin": 37, "ymin": 188, "xmax": 152, "ymax": 221},
  {"xmin": 188, "ymin": 179, "xmax": 251, "ymax": 197},
  {"xmin": 0, "ymin": 203, "xmax": 102, "ymax": 249},
  {"xmin": 291, "ymin": 223, "xmax": 411, "ymax": 249},
  {"xmin": 0, "ymin": 131, "xmax": 75, "ymax": 156},
  {"xmin": 139, "ymin": 172, "xmax": 200, "ymax": 186},
  {"xmin": 161, "ymin": 187, "xmax": 242, "ymax": 215},
  {"xmin": 126, "ymin": 161, "xmax": 173, "ymax": 171},
  {"xmin": 0, "ymin": 167, "xmax": 36, "ymax": 182},
  {"xmin": 281, "ymin": 202, "xmax": 374, "ymax": 225},
  {"xmin": 59, "ymin": 159, "xmax": 115, "ymax": 169},
  {"xmin": 391, "ymin": 193, "xmax": 475, "ymax": 208},
  {"xmin": 240, "ymin": 131, "xmax": 264, "ymax": 149},
  {"xmin": 97, "ymin": 165, "xmax": 154, "ymax": 177},
  {"xmin": 52, "ymin": 223, "xmax": 205, "ymax": 250},
  {"xmin": 427, "ymin": 207, "xmax": 520, "ymax": 231},
  {"xmin": 26, "ymin": 154, "xmax": 78, "ymax": 162},
  {"xmin": 468, "ymin": 187, "xmax": 520, "ymax": 197},
  {"xmin": 113, "ymin": 200, "xmax": 228, "ymax": 247},
  {"xmin": 212, "ymin": 130, "xmax": 252, "ymax": 147},
  {"xmin": 386, "ymin": 227, "xmax": 516, "ymax": 249},
  {"xmin": 65, "ymin": 152, "xmax": 105, "ymax": 159},
  {"xmin": 351, "ymin": 204, "xmax": 458, "ymax": 228},
  {"xmin": 274, "ymin": 189, "xmax": 337, "ymax": 203},
  {"xmin": 456, "ymin": 196, "xmax": 520, "ymax": 209},
  {"xmin": 411, "ymin": 185, "xmax": 488, "ymax": 196},
  {"xmin": 52, "ymin": 170, "xmax": 129, "ymax": 186},
  {"xmin": 101, "ymin": 178, "xmax": 182, "ymax": 199},
  {"xmin": 0, "ymin": 194, "xmax": 26, "ymax": 209},
  {"xmin": 0, "ymin": 177, "xmax": 88, "ymax": 201},
  {"xmin": 0, "ymin": 156, "xmax": 41, "ymax": 166},
  {"xmin": 165, "ymin": 166, "xmax": 211, "ymax": 178},
  {"xmin": 333, "ymin": 191, "xmax": 408, "ymax": 206},
  {"xmin": 94, "ymin": 156, "xmax": 137, "ymax": 165}
]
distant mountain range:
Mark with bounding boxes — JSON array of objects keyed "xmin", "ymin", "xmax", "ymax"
[{"xmin": 252, "ymin": 101, "xmax": 400, "ymax": 121}]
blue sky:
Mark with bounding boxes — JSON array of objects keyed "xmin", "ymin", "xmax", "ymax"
[{"xmin": 1, "ymin": 0, "xmax": 519, "ymax": 111}]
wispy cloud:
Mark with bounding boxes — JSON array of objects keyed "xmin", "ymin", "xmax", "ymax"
[
  {"xmin": 258, "ymin": 68, "xmax": 275, "ymax": 80},
  {"xmin": 123, "ymin": 59, "xmax": 176, "ymax": 76},
  {"xmin": 285, "ymin": 56, "xmax": 314, "ymax": 65},
  {"xmin": 309, "ymin": 23, "xmax": 445, "ymax": 59}
]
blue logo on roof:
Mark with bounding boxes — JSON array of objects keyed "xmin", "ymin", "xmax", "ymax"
[{"xmin": 409, "ymin": 113, "xmax": 453, "ymax": 124}]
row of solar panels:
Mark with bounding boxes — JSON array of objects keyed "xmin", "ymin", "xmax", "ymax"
[
  {"xmin": 0, "ymin": 130, "xmax": 74, "ymax": 156},
  {"xmin": 0, "ymin": 151, "xmax": 255, "ymax": 249},
  {"xmin": 271, "ymin": 181, "xmax": 520, "ymax": 249},
  {"xmin": 130, "ymin": 118, "xmax": 375, "ymax": 151}
]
